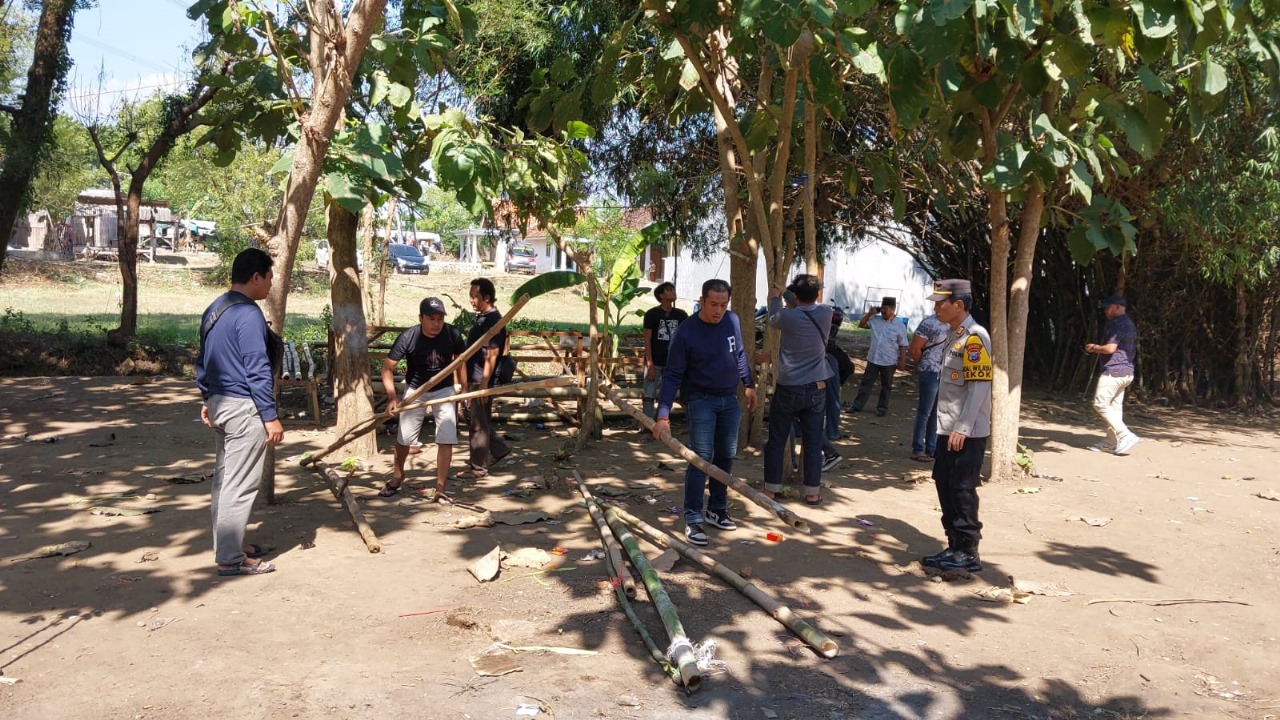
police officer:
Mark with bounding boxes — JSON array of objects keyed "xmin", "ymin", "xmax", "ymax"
[{"xmin": 921, "ymin": 279, "xmax": 992, "ymax": 573}]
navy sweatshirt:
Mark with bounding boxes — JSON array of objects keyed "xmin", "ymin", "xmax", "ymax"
[
  {"xmin": 196, "ymin": 292, "xmax": 278, "ymax": 421},
  {"xmin": 657, "ymin": 310, "xmax": 754, "ymax": 418}
]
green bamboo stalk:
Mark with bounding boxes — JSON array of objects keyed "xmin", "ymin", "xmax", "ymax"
[
  {"xmin": 607, "ymin": 503, "xmax": 839, "ymax": 659},
  {"xmin": 573, "ymin": 471, "xmax": 637, "ymax": 599},
  {"xmin": 603, "ymin": 506, "xmax": 702, "ymax": 693},
  {"xmin": 600, "ymin": 533, "xmax": 680, "ymax": 683},
  {"xmin": 599, "ymin": 383, "xmax": 810, "ymax": 533}
]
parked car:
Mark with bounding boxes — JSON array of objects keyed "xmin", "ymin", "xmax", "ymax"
[
  {"xmin": 504, "ymin": 242, "xmax": 537, "ymax": 274},
  {"xmin": 388, "ymin": 242, "xmax": 429, "ymax": 274},
  {"xmin": 314, "ymin": 239, "xmax": 363, "ymax": 272}
]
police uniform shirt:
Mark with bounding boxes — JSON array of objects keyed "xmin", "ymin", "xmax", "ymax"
[{"xmin": 937, "ymin": 314, "xmax": 993, "ymax": 438}]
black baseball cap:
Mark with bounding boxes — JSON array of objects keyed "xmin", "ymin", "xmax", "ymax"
[
  {"xmin": 927, "ymin": 279, "xmax": 972, "ymax": 301},
  {"xmin": 420, "ymin": 297, "xmax": 447, "ymax": 316}
]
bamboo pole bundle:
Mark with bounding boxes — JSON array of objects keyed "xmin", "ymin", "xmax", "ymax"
[
  {"xmin": 600, "ymin": 542, "xmax": 681, "ymax": 684},
  {"xmin": 599, "ymin": 384, "xmax": 810, "ymax": 533},
  {"xmin": 573, "ymin": 471, "xmax": 637, "ymax": 599},
  {"xmin": 602, "ymin": 507, "xmax": 702, "ymax": 693},
  {"xmin": 607, "ymin": 504, "xmax": 838, "ymax": 658},
  {"xmin": 302, "ymin": 294, "xmax": 530, "ymax": 467},
  {"xmin": 313, "ymin": 461, "xmax": 381, "ymax": 553}
]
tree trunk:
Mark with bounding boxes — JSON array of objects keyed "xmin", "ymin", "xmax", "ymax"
[
  {"xmin": 377, "ymin": 196, "xmax": 397, "ymax": 326},
  {"xmin": 0, "ymin": 0, "xmax": 78, "ymax": 272},
  {"xmin": 802, "ymin": 95, "xmax": 818, "ymax": 276},
  {"xmin": 1233, "ymin": 275, "xmax": 1249, "ymax": 404},
  {"xmin": 359, "ymin": 202, "xmax": 375, "ymax": 320},
  {"xmin": 578, "ymin": 269, "xmax": 604, "ymax": 447},
  {"xmin": 326, "ymin": 198, "xmax": 378, "ymax": 459},
  {"xmin": 986, "ymin": 187, "xmax": 1014, "ymax": 482},
  {"xmin": 110, "ymin": 191, "xmax": 143, "ymax": 346},
  {"xmin": 994, "ymin": 186, "xmax": 1045, "ymax": 479},
  {"xmin": 263, "ymin": 0, "xmax": 389, "ymax": 333}
]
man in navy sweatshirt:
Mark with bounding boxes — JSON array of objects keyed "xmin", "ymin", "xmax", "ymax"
[
  {"xmin": 196, "ymin": 248, "xmax": 283, "ymax": 577},
  {"xmin": 653, "ymin": 279, "xmax": 757, "ymax": 546}
]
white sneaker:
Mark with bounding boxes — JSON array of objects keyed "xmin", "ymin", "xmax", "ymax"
[
  {"xmin": 1114, "ymin": 435, "xmax": 1141, "ymax": 455},
  {"xmin": 1087, "ymin": 442, "xmax": 1115, "ymax": 453}
]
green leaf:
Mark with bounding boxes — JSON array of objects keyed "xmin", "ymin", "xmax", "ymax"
[
  {"xmin": 1133, "ymin": 0, "xmax": 1179, "ymax": 39},
  {"xmin": 808, "ymin": 0, "xmax": 835, "ymax": 25},
  {"xmin": 1067, "ymin": 224, "xmax": 1098, "ymax": 265},
  {"xmin": 370, "ymin": 72, "xmax": 391, "ymax": 107},
  {"xmin": 564, "ymin": 121, "xmax": 594, "ymax": 140},
  {"xmin": 1044, "ymin": 35, "xmax": 1093, "ymax": 80},
  {"xmin": 387, "ymin": 82, "xmax": 413, "ymax": 108},
  {"xmin": 887, "ymin": 45, "xmax": 930, "ymax": 129},
  {"xmin": 324, "ymin": 173, "xmax": 367, "ymax": 215},
  {"xmin": 743, "ymin": 109, "xmax": 779, "ymax": 152},
  {"xmin": 509, "ymin": 270, "xmax": 588, "ymax": 305},
  {"xmin": 1068, "ymin": 160, "xmax": 1094, "ymax": 203},
  {"xmin": 1137, "ymin": 65, "xmax": 1173, "ymax": 94},
  {"xmin": 842, "ymin": 165, "xmax": 861, "ymax": 196},
  {"xmin": 934, "ymin": 0, "xmax": 975, "ymax": 23},
  {"xmin": 1198, "ymin": 58, "xmax": 1228, "ymax": 95},
  {"xmin": 807, "ymin": 55, "xmax": 840, "ymax": 107},
  {"xmin": 763, "ymin": 17, "xmax": 803, "ymax": 47},
  {"xmin": 835, "ymin": 0, "xmax": 876, "ymax": 19},
  {"xmin": 269, "ymin": 148, "xmax": 295, "ymax": 175},
  {"xmin": 989, "ymin": 143, "xmax": 1029, "ymax": 191}
]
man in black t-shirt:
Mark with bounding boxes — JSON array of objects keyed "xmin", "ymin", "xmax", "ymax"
[
  {"xmin": 642, "ymin": 282, "xmax": 689, "ymax": 419},
  {"xmin": 461, "ymin": 277, "xmax": 511, "ymax": 478},
  {"xmin": 378, "ymin": 296, "xmax": 467, "ymax": 503}
]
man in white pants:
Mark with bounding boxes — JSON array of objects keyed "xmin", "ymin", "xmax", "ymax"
[
  {"xmin": 1085, "ymin": 295, "xmax": 1140, "ymax": 455},
  {"xmin": 380, "ymin": 297, "xmax": 467, "ymax": 503}
]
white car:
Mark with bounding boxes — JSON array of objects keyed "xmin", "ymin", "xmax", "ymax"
[{"xmin": 314, "ymin": 240, "xmax": 362, "ymax": 272}]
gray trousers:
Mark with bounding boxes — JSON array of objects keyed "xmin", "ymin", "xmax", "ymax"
[{"xmin": 207, "ymin": 395, "xmax": 268, "ymax": 566}]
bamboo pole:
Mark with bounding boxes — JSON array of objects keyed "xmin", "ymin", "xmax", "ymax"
[
  {"xmin": 573, "ymin": 471, "xmax": 637, "ymax": 599},
  {"xmin": 608, "ymin": 504, "xmax": 838, "ymax": 658},
  {"xmin": 599, "ymin": 384, "xmax": 810, "ymax": 533},
  {"xmin": 602, "ymin": 506, "xmax": 702, "ymax": 693},
  {"xmin": 302, "ymin": 294, "xmax": 531, "ymax": 467},
  {"xmin": 395, "ymin": 377, "xmax": 574, "ymax": 413},
  {"xmin": 601, "ymin": 542, "xmax": 681, "ymax": 684},
  {"xmin": 314, "ymin": 461, "xmax": 381, "ymax": 553}
]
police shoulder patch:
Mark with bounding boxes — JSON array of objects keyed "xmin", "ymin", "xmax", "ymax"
[{"xmin": 962, "ymin": 334, "xmax": 992, "ymax": 381}]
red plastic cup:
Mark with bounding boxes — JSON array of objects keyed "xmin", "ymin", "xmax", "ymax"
[{"xmin": 766, "ymin": 531, "xmax": 784, "ymax": 542}]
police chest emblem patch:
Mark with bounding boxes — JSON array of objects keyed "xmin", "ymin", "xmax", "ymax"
[{"xmin": 962, "ymin": 336, "xmax": 992, "ymax": 381}]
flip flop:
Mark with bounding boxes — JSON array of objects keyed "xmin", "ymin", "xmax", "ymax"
[
  {"xmin": 433, "ymin": 493, "xmax": 455, "ymax": 507},
  {"xmin": 217, "ymin": 560, "xmax": 276, "ymax": 576},
  {"xmin": 803, "ymin": 494, "xmax": 823, "ymax": 506},
  {"xmin": 455, "ymin": 469, "xmax": 488, "ymax": 480},
  {"xmin": 911, "ymin": 452, "xmax": 933, "ymax": 462},
  {"xmin": 377, "ymin": 483, "xmax": 402, "ymax": 497},
  {"xmin": 244, "ymin": 543, "xmax": 274, "ymax": 559}
]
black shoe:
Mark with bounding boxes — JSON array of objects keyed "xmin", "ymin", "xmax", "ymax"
[
  {"xmin": 821, "ymin": 453, "xmax": 842, "ymax": 472},
  {"xmin": 921, "ymin": 547, "xmax": 955, "ymax": 568},
  {"xmin": 705, "ymin": 509, "xmax": 737, "ymax": 530},
  {"xmin": 936, "ymin": 550, "xmax": 982, "ymax": 572},
  {"xmin": 875, "ymin": 408, "xmax": 887, "ymax": 417},
  {"xmin": 684, "ymin": 523, "xmax": 708, "ymax": 546}
]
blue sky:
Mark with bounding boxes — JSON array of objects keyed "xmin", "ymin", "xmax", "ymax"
[{"xmin": 66, "ymin": 0, "xmax": 205, "ymax": 103}]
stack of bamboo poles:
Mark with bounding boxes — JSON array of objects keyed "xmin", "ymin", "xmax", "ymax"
[{"xmin": 574, "ymin": 459, "xmax": 839, "ymax": 694}]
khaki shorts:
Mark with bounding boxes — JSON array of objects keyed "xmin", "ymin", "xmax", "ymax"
[{"xmin": 397, "ymin": 385, "xmax": 459, "ymax": 446}]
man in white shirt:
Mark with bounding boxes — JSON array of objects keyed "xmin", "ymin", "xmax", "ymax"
[{"xmin": 847, "ymin": 296, "xmax": 910, "ymax": 417}]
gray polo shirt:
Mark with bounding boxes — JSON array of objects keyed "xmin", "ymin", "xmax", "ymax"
[
  {"xmin": 767, "ymin": 298, "xmax": 833, "ymax": 385},
  {"xmin": 937, "ymin": 314, "xmax": 993, "ymax": 438}
]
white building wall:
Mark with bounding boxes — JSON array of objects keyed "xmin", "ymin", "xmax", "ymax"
[{"xmin": 671, "ymin": 236, "xmax": 934, "ymax": 331}]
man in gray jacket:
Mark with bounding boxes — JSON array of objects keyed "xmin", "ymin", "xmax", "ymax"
[
  {"xmin": 762, "ymin": 274, "xmax": 833, "ymax": 505},
  {"xmin": 921, "ymin": 279, "xmax": 992, "ymax": 573}
]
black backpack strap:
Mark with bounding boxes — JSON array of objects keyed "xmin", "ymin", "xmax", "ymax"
[{"xmin": 199, "ymin": 293, "xmax": 254, "ymax": 346}]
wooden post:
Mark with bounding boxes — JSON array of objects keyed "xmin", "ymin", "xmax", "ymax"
[{"xmin": 312, "ymin": 460, "xmax": 381, "ymax": 553}]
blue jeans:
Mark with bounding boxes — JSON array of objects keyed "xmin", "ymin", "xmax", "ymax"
[
  {"xmin": 912, "ymin": 371, "xmax": 940, "ymax": 455},
  {"xmin": 824, "ymin": 355, "xmax": 841, "ymax": 441},
  {"xmin": 683, "ymin": 392, "xmax": 741, "ymax": 525},
  {"xmin": 764, "ymin": 382, "xmax": 826, "ymax": 493}
]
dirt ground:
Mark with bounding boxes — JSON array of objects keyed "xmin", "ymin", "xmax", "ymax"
[{"xmin": 1, "ymin": 373, "xmax": 1278, "ymax": 720}]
